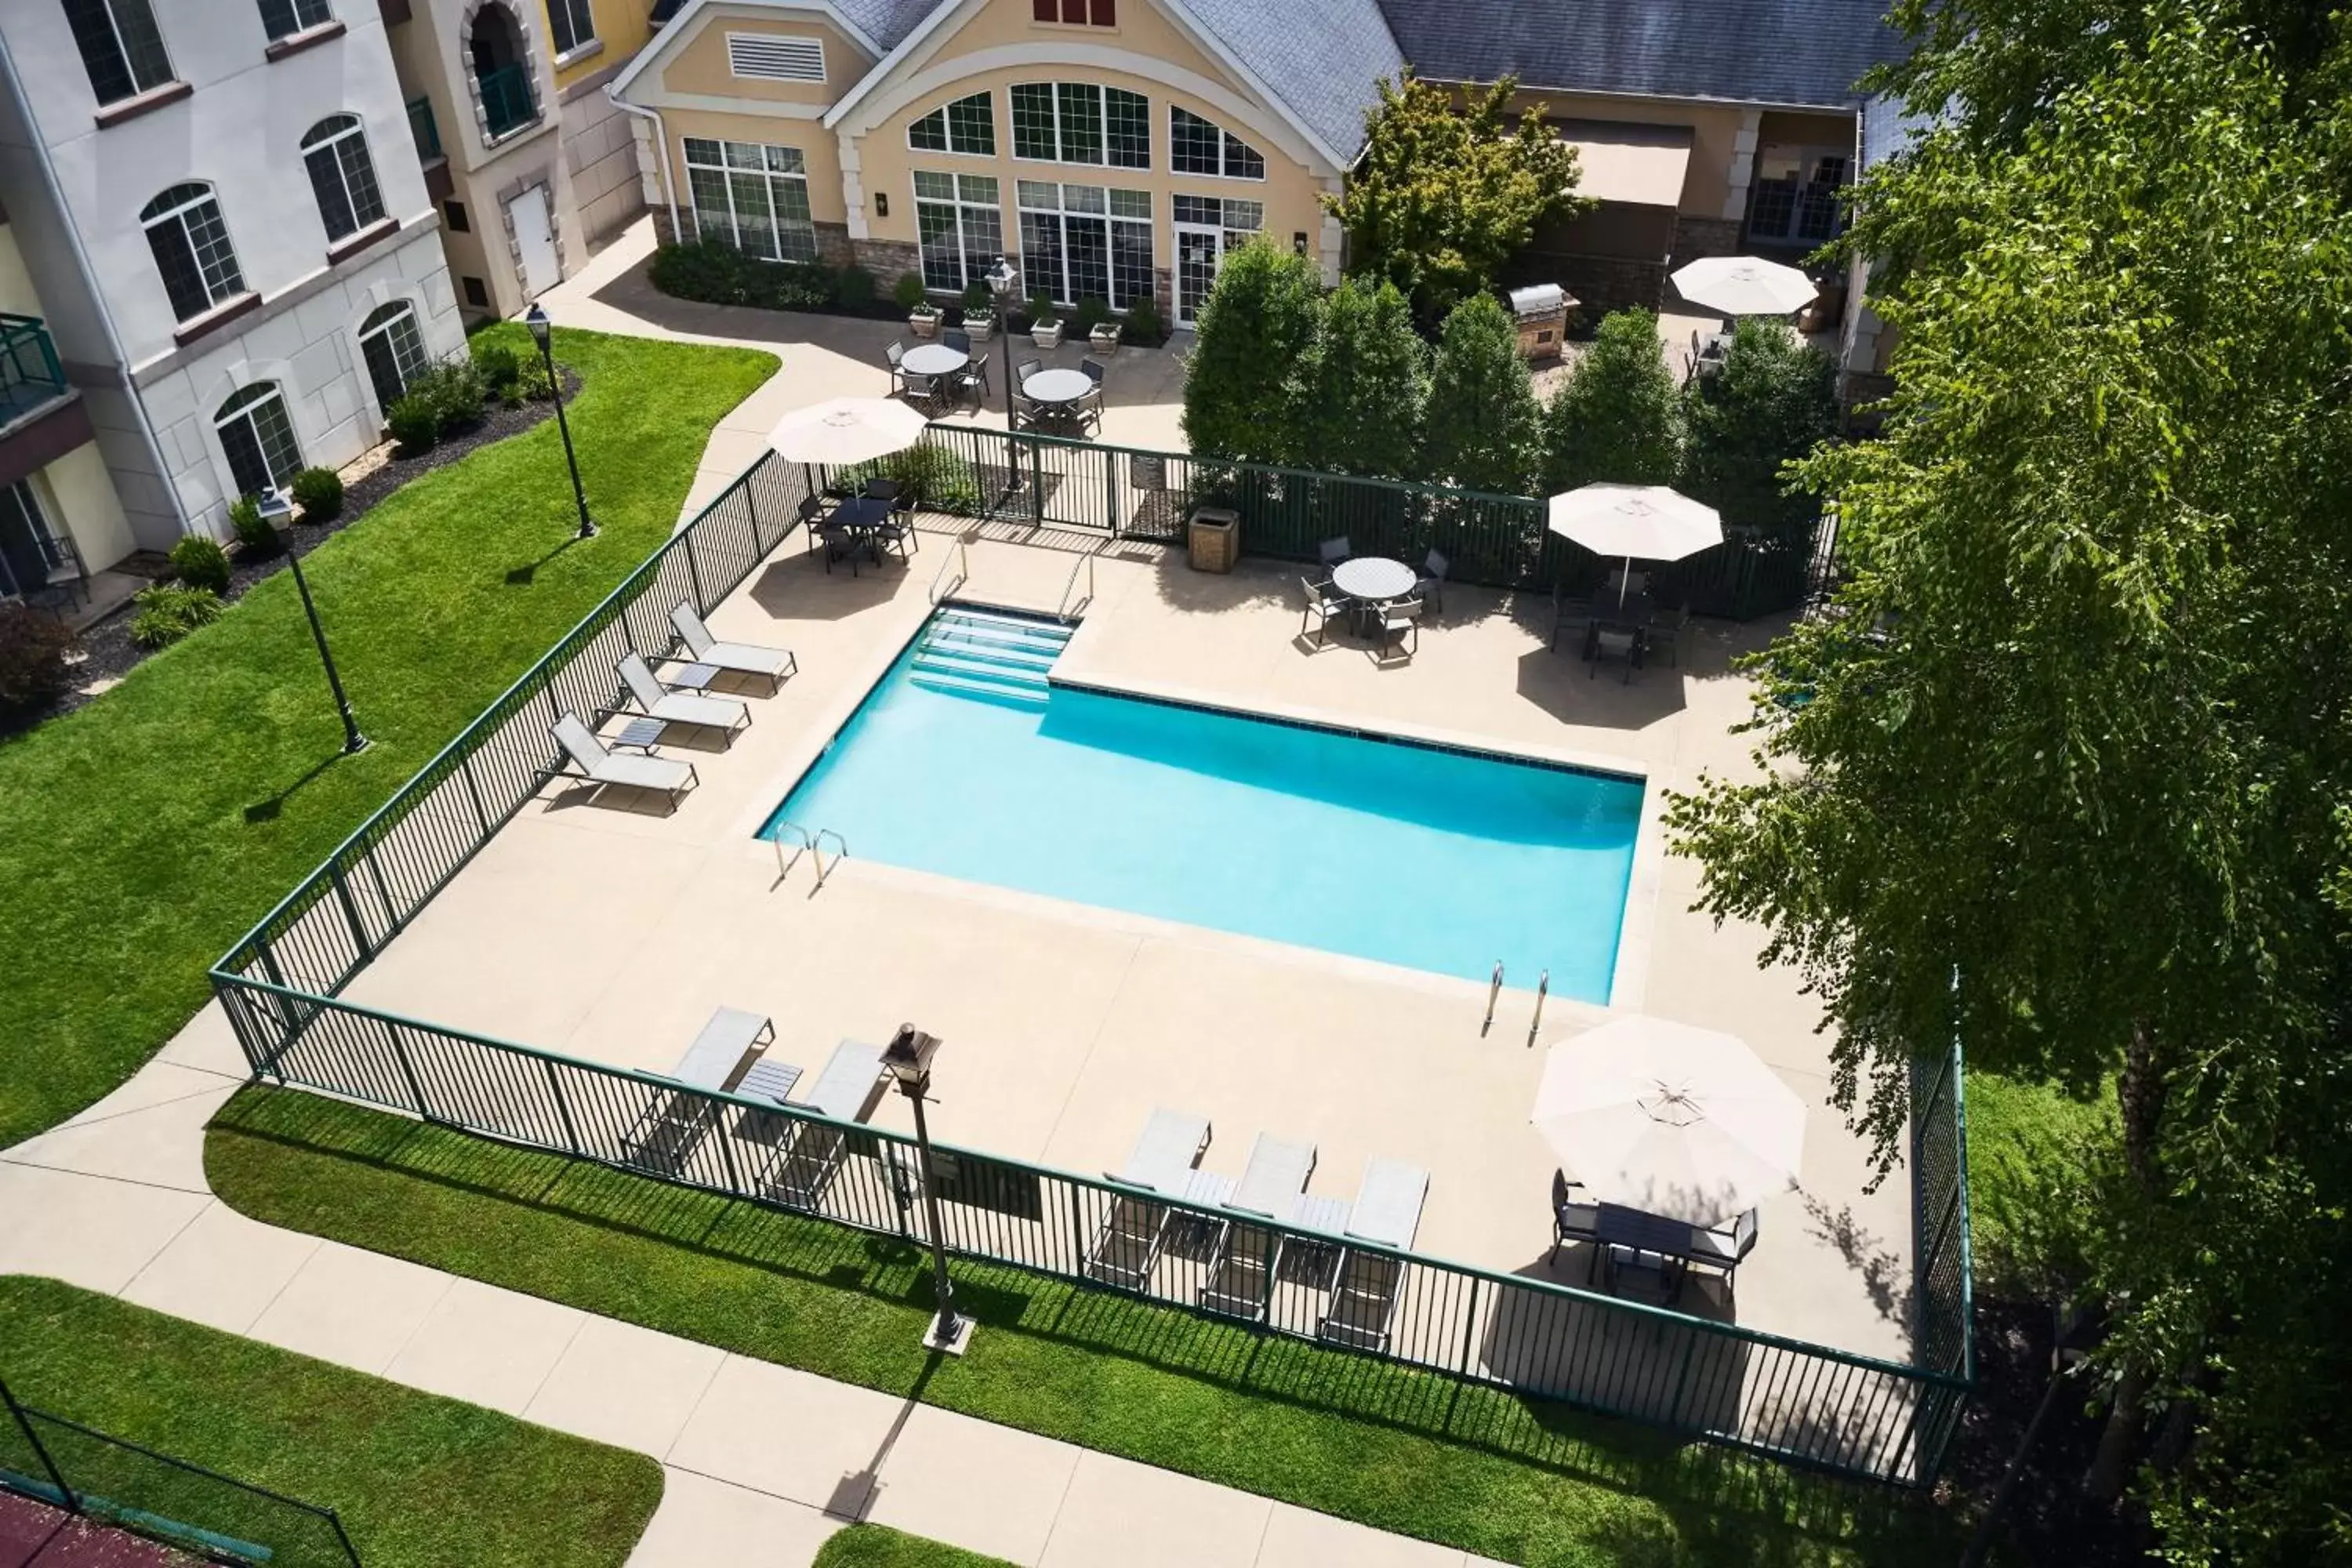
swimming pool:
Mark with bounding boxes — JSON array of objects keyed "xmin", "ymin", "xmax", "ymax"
[{"xmin": 762, "ymin": 609, "xmax": 1643, "ymax": 1000}]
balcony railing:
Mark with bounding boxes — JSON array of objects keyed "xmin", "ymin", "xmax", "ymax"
[
  {"xmin": 407, "ymin": 94, "xmax": 441, "ymax": 162},
  {"xmin": 0, "ymin": 314, "xmax": 69, "ymax": 429},
  {"xmin": 476, "ymin": 64, "xmax": 535, "ymax": 140}
]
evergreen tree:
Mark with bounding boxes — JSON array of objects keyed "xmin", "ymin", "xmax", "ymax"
[
  {"xmin": 1418, "ymin": 294, "xmax": 1538, "ymax": 494},
  {"xmin": 1677, "ymin": 320, "xmax": 1838, "ymax": 530},
  {"xmin": 1538, "ymin": 308, "xmax": 1682, "ymax": 494},
  {"xmin": 1292, "ymin": 277, "xmax": 1427, "ymax": 478},
  {"xmin": 1179, "ymin": 241, "xmax": 1323, "ymax": 465}
]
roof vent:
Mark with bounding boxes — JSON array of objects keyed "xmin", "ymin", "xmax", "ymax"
[{"xmin": 727, "ymin": 33, "xmax": 825, "ymax": 82}]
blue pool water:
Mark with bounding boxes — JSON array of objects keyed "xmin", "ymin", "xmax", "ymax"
[{"xmin": 762, "ymin": 611, "xmax": 1642, "ymax": 1000}]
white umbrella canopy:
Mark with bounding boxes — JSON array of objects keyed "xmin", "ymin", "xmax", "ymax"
[
  {"xmin": 1546, "ymin": 484, "xmax": 1722, "ymax": 603},
  {"xmin": 1670, "ymin": 255, "xmax": 1820, "ymax": 318},
  {"xmin": 1532, "ymin": 1017, "xmax": 1806, "ymax": 1227},
  {"xmin": 766, "ymin": 397, "xmax": 929, "ymax": 467}
]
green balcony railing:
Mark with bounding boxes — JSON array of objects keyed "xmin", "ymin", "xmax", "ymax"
[
  {"xmin": 476, "ymin": 63, "xmax": 535, "ymax": 140},
  {"xmin": 0, "ymin": 314, "xmax": 68, "ymax": 428},
  {"xmin": 406, "ymin": 94, "xmax": 441, "ymax": 162}
]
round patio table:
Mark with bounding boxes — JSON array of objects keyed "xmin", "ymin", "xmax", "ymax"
[
  {"xmin": 901, "ymin": 343, "xmax": 967, "ymax": 379},
  {"xmin": 1330, "ymin": 556, "xmax": 1417, "ymax": 604},
  {"xmin": 1022, "ymin": 368, "xmax": 1092, "ymax": 405}
]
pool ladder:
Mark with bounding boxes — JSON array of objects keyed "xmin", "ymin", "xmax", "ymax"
[
  {"xmin": 771, "ymin": 822, "xmax": 847, "ymax": 892},
  {"xmin": 1481, "ymin": 962, "xmax": 1550, "ymax": 1047}
]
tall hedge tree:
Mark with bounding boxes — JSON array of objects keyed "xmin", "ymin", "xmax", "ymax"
[
  {"xmin": 1419, "ymin": 294, "xmax": 1538, "ymax": 495},
  {"xmin": 1325, "ymin": 75, "xmax": 1588, "ymax": 326},
  {"xmin": 1677, "ymin": 320, "xmax": 1838, "ymax": 531},
  {"xmin": 1292, "ymin": 277, "xmax": 1427, "ymax": 478},
  {"xmin": 1667, "ymin": 9, "xmax": 2352, "ymax": 1557},
  {"xmin": 1179, "ymin": 241, "xmax": 1323, "ymax": 465},
  {"xmin": 1539, "ymin": 308, "xmax": 1682, "ymax": 494}
]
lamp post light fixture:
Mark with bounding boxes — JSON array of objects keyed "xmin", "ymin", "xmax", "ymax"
[
  {"xmin": 983, "ymin": 255, "xmax": 1023, "ymax": 494},
  {"xmin": 258, "ymin": 487, "xmax": 367, "ymax": 755},
  {"xmin": 880, "ymin": 1023, "xmax": 972, "ymax": 1355},
  {"xmin": 524, "ymin": 303, "xmax": 595, "ymax": 539}
]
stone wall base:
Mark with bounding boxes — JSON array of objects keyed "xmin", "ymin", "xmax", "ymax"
[
  {"xmin": 851, "ymin": 239, "xmax": 925, "ymax": 292},
  {"xmin": 1670, "ymin": 216, "xmax": 1744, "ymax": 263}
]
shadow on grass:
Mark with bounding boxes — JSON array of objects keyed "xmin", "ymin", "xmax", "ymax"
[{"xmin": 241, "ymin": 747, "xmax": 352, "ymax": 824}]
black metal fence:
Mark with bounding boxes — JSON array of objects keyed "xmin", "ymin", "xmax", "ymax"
[{"xmin": 0, "ymin": 1381, "xmax": 360, "ymax": 1566}]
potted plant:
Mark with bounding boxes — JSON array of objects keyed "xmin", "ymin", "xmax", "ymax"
[
  {"xmin": 1074, "ymin": 296, "xmax": 1120, "ymax": 356},
  {"xmin": 959, "ymin": 281, "xmax": 996, "ymax": 340},
  {"xmin": 896, "ymin": 273, "xmax": 938, "ymax": 338},
  {"xmin": 1026, "ymin": 292, "xmax": 1062, "ymax": 350}
]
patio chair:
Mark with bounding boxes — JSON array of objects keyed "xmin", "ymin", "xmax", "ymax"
[
  {"xmin": 1073, "ymin": 387, "xmax": 1102, "ymax": 437},
  {"xmin": 668, "ymin": 602, "xmax": 798, "ymax": 694},
  {"xmin": 1548, "ymin": 1171, "xmax": 1604, "ymax": 1279},
  {"xmin": 1549, "ymin": 586, "xmax": 1595, "ymax": 654},
  {"xmin": 1414, "ymin": 549, "xmax": 1449, "ymax": 614},
  {"xmin": 1299, "ymin": 575, "xmax": 1346, "ymax": 648},
  {"xmin": 616, "ymin": 652, "xmax": 750, "ymax": 738},
  {"xmin": 1589, "ymin": 625, "xmax": 1638, "ymax": 683},
  {"xmin": 1085, "ymin": 1192, "xmax": 1175, "ymax": 1290},
  {"xmin": 616, "ymin": 1083, "xmax": 717, "ymax": 1174},
  {"xmin": 884, "ymin": 339, "xmax": 912, "ymax": 396},
  {"xmin": 1199, "ymin": 1215, "xmax": 1282, "ymax": 1322},
  {"xmin": 1646, "ymin": 605, "xmax": 1689, "ymax": 668},
  {"xmin": 1080, "ymin": 357, "xmax": 1105, "ymax": 384},
  {"xmin": 1608, "ymin": 568, "xmax": 1649, "ymax": 600},
  {"xmin": 1318, "ymin": 535, "xmax": 1352, "ymax": 568},
  {"xmin": 1016, "ymin": 357, "xmax": 1042, "ymax": 386},
  {"xmin": 955, "ymin": 353, "xmax": 990, "ymax": 411},
  {"xmin": 1684, "ymin": 1207, "xmax": 1759, "ymax": 1298},
  {"xmin": 860, "ymin": 477, "xmax": 902, "ymax": 503},
  {"xmin": 1368, "ymin": 597, "xmax": 1422, "ymax": 664},
  {"xmin": 942, "ymin": 327, "xmax": 971, "ymax": 354},
  {"xmin": 550, "ymin": 713, "xmax": 698, "ymax": 814},
  {"xmin": 757, "ymin": 1039, "xmax": 886, "ymax": 1211}
]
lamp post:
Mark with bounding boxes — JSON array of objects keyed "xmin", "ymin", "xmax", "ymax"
[
  {"xmin": 984, "ymin": 255, "xmax": 1023, "ymax": 494},
  {"xmin": 880, "ymin": 1024, "xmax": 971, "ymax": 1354},
  {"xmin": 524, "ymin": 303, "xmax": 595, "ymax": 538},
  {"xmin": 260, "ymin": 487, "xmax": 367, "ymax": 755}
]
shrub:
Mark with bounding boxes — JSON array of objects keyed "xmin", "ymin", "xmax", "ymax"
[
  {"xmin": 387, "ymin": 394, "xmax": 438, "ymax": 452},
  {"xmin": 512, "ymin": 355, "xmax": 556, "ymax": 402},
  {"xmin": 648, "ymin": 243, "xmax": 833, "ymax": 311},
  {"xmin": 1181, "ymin": 241, "xmax": 1323, "ymax": 465},
  {"xmin": 961, "ymin": 281, "xmax": 992, "ymax": 316},
  {"xmin": 1070, "ymin": 296, "xmax": 1112, "ymax": 335},
  {"xmin": 471, "ymin": 341, "xmax": 521, "ymax": 395},
  {"xmin": 1120, "ymin": 296, "xmax": 1164, "ymax": 346},
  {"xmin": 1293, "ymin": 276, "xmax": 1426, "ymax": 479},
  {"xmin": 409, "ymin": 360, "xmax": 486, "ymax": 433},
  {"xmin": 228, "ymin": 495, "xmax": 279, "ymax": 558},
  {"xmin": 835, "ymin": 444, "xmax": 982, "ymax": 514},
  {"xmin": 0, "ymin": 602, "xmax": 75, "ymax": 717},
  {"xmin": 1540, "ymin": 307, "xmax": 1682, "ymax": 493},
  {"xmin": 290, "ymin": 466, "xmax": 343, "ymax": 522},
  {"xmin": 833, "ymin": 265, "xmax": 875, "ymax": 311},
  {"xmin": 1025, "ymin": 292, "xmax": 1058, "ymax": 325},
  {"xmin": 1679, "ymin": 318, "xmax": 1840, "ymax": 531},
  {"xmin": 893, "ymin": 272, "xmax": 930, "ymax": 312},
  {"xmin": 1421, "ymin": 292, "xmax": 1540, "ymax": 493},
  {"xmin": 167, "ymin": 534, "xmax": 231, "ymax": 594},
  {"xmin": 128, "ymin": 584, "xmax": 222, "ymax": 648}
]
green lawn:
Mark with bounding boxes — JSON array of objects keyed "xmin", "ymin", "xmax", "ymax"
[
  {"xmin": 813, "ymin": 1525, "xmax": 1017, "ymax": 1568},
  {"xmin": 209, "ymin": 1086, "xmax": 1955, "ymax": 1568},
  {"xmin": 0, "ymin": 1275, "xmax": 662, "ymax": 1567},
  {"xmin": 0, "ymin": 328, "xmax": 775, "ymax": 1149}
]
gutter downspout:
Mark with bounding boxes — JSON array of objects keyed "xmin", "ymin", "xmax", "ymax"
[
  {"xmin": 604, "ymin": 87, "xmax": 679, "ymax": 245},
  {"xmin": 0, "ymin": 37, "xmax": 191, "ymax": 541}
]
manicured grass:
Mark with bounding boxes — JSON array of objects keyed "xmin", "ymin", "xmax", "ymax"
[
  {"xmin": 0, "ymin": 1275, "xmax": 662, "ymax": 1568},
  {"xmin": 1962, "ymin": 1070, "xmax": 2117, "ymax": 1297},
  {"xmin": 210, "ymin": 1086, "xmax": 1955, "ymax": 1568},
  {"xmin": 0, "ymin": 328, "xmax": 775, "ymax": 1149},
  {"xmin": 813, "ymin": 1525, "xmax": 1018, "ymax": 1568}
]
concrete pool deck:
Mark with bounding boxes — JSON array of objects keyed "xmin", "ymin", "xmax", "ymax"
[{"xmin": 339, "ymin": 517, "xmax": 1918, "ymax": 1373}]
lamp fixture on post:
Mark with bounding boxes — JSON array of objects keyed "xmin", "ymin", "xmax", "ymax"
[
  {"xmin": 259, "ymin": 486, "xmax": 367, "ymax": 756},
  {"xmin": 525, "ymin": 303, "xmax": 595, "ymax": 539},
  {"xmin": 880, "ymin": 1023, "xmax": 972, "ymax": 1355},
  {"xmin": 983, "ymin": 255, "xmax": 1024, "ymax": 495}
]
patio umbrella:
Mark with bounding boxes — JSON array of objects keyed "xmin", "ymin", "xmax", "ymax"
[
  {"xmin": 1669, "ymin": 255, "xmax": 1819, "ymax": 318},
  {"xmin": 1545, "ymin": 484, "xmax": 1722, "ymax": 604},
  {"xmin": 765, "ymin": 397, "xmax": 928, "ymax": 476},
  {"xmin": 1531, "ymin": 1017, "xmax": 1805, "ymax": 1227}
]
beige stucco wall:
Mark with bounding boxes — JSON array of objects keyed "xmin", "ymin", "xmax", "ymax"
[
  {"xmin": 39, "ymin": 442, "xmax": 135, "ymax": 577},
  {"xmin": 548, "ymin": 0, "xmax": 658, "ymax": 89},
  {"xmin": 659, "ymin": 9, "xmax": 876, "ymax": 107},
  {"xmin": 656, "ymin": 108, "xmax": 852, "ymax": 227}
]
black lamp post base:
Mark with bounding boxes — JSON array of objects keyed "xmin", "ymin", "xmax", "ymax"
[
  {"xmin": 576, "ymin": 518, "xmax": 598, "ymax": 539},
  {"xmin": 341, "ymin": 731, "xmax": 372, "ymax": 756},
  {"xmin": 920, "ymin": 1311, "xmax": 974, "ymax": 1356}
]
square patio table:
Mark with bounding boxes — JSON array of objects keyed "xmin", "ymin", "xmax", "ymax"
[
  {"xmin": 611, "ymin": 716, "xmax": 666, "ymax": 753},
  {"xmin": 669, "ymin": 662, "xmax": 720, "ymax": 692}
]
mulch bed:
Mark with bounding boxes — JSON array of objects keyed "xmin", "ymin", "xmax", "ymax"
[{"xmin": 40, "ymin": 371, "xmax": 579, "ymax": 724}]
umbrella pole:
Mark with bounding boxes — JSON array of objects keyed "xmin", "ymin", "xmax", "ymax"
[{"xmin": 1618, "ymin": 557, "xmax": 1632, "ymax": 608}]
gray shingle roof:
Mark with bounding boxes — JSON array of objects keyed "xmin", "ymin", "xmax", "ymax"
[
  {"xmin": 833, "ymin": 0, "xmax": 944, "ymax": 52},
  {"xmin": 1376, "ymin": 0, "xmax": 1906, "ymax": 110},
  {"xmin": 1178, "ymin": 0, "xmax": 1405, "ymax": 163}
]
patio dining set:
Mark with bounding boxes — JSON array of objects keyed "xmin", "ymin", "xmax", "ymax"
[
  {"xmin": 1298, "ymin": 537, "xmax": 1449, "ymax": 663},
  {"xmin": 793, "ymin": 481, "xmax": 920, "ymax": 575},
  {"xmin": 884, "ymin": 334, "xmax": 1107, "ymax": 439}
]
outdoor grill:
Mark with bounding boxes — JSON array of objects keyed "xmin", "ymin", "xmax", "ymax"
[{"xmin": 1509, "ymin": 284, "xmax": 1577, "ymax": 361}]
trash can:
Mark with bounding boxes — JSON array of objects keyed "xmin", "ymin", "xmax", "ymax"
[{"xmin": 1187, "ymin": 506, "xmax": 1240, "ymax": 572}]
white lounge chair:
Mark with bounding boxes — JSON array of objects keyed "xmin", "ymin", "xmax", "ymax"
[
  {"xmin": 617, "ymin": 652, "xmax": 750, "ymax": 736},
  {"xmin": 1200, "ymin": 1134, "xmax": 1318, "ymax": 1323},
  {"xmin": 550, "ymin": 713, "xmax": 697, "ymax": 813},
  {"xmin": 668, "ymin": 603, "xmax": 798, "ymax": 693}
]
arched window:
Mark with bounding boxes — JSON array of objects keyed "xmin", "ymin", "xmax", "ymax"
[
  {"xmin": 300, "ymin": 114, "xmax": 387, "ymax": 242},
  {"xmin": 140, "ymin": 183, "xmax": 245, "ymax": 324},
  {"xmin": 213, "ymin": 383, "xmax": 304, "ymax": 500},
  {"xmin": 257, "ymin": 0, "xmax": 333, "ymax": 41},
  {"xmin": 357, "ymin": 300, "xmax": 429, "ymax": 414},
  {"xmin": 1169, "ymin": 107, "xmax": 1264, "ymax": 180},
  {"xmin": 469, "ymin": 5, "xmax": 537, "ymax": 139},
  {"xmin": 909, "ymin": 92, "xmax": 995, "ymax": 158}
]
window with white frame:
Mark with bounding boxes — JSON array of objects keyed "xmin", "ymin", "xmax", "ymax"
[
  {"xmin": 1173, "ymin": 193, "xmax": 1262, "ymax": 240},
  {"xmin": 1169, "ymin": 107, "xmax": 1264, "ymax": 180},
  {"xmin": 908, "ymin": 91, "xmax": 995, "ymax": 158},
  {"xmin": 683, "ymin": 137, "xmax": 818, "ymax": 263},
  {"xmin": 1745, "ymin": 145, "xmax": 1849, "ymax": 245},
  {"xmin": 912, "ymin": 170, "xmax": 1002, "ymax": 293},
  {"xmin": 1009, "ymin": 82, "xmax": 1149, "ymax": 169},
  {"xmin": 726, "ymin": 32, "xmax": 823, "ymax": 82},
  {"xmin": 140, "ymin": 183, "xmax": 245, "ymax": 324},
  {"xmin": 1018, "ymin": 183, "xmax": 1152, "ymax": 309},
  {"xmin": 64, "ymin": 0, "xmax": 173, "ymax": 106},
  {"xmin": 256, "ymin": 0, "xmax": 332, "ymax": 40},
  {"xmin": 214, "ymin": 383, "xmax": 303, "ymax": 499},
  {"xmin": 300, "ymin": 114, "xmax": 387, "ymax": 242},
  {"xmin": 358, "ymin": 300, "xmax": 430, "ymax": 415},
  {"xmin": 545, "ymin": 0, "xmax": 595, "ymax": 55}
]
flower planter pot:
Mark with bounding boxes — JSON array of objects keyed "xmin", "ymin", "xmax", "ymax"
[
  {"xmin": 1088, "ymin": 326, "xmax": 1122, "ymax": 356},
  {"xmin": 1030, "ymin": 321, "xmax": 1064, "ymax": 350},
  {"xmin": 962, "ymin": 314, "xmax": 997, "ymax": 341},
  {"xmin": 909, "ymin": 311, "xmax": 940, "ymax": 339}
]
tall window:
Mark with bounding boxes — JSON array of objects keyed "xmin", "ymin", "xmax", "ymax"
[
  {"xmin": 213, "ymin": 383, "xmax": 303, "ymax": 499},
  {"xmin": 909, "ymin": 92, "xmax": 994, "ymax": 158},
  {"xmin": 140, "ymin": 184, "xmax": 245, "ymax": 324},
  {"xmin": 358, "ymin": 300, "xmax": 430, "ymax": 414},
  {"xmin": 912, "ymin": 170, "xmax": 1001, "ymax": 293},
  {"xmin": 1746, "ymin": 147, "xmax": 1849, "ymax": 245},
  {"xmin": 546, "ymin": 0, "xmax": 595, "ymax": 56},
  {"xmin": 64, "ymin": 0, "xmax": 173, "ymax": 105},
  {"xmin": 300, "ymin": 115, "xmax": 387, "ymax": 242},
  {"xmin": 257, "ymin": 0, "xmax": 333, "ymax": 40},
  {"xmin": 1010, "ymin": 83, "xmax": 1148, "ymax": 169},
  {"xmin": 1018, "ymin": 183, "xmax": 1151, "ymax": 309},
  {"xmin": 1169, "ymin": 107, "xmax": 1264, "ymax": 180},
  {"xmin": 1173, "ymin": 193, "xmax": 1262, "ymax": 238},
  {"xmin": 1032, "ymin": 0, "xmax": 1114, "ymax": 21},
  {"xmin": 683, "ymin": 138, "xmax": 816, "ymax": 263}
]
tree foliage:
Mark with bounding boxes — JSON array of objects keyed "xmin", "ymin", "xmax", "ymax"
[
  {"xmin": 1676, "ymin": 320, "xmax": 1838, "ymax": 532},
  {"xmin": 1326, "ymin": 75, "xmax": 1588, "ymax": 325},
  {"xmin": 1180, "ymin": 241, "xmax": 1323, "ymax": 466},
  {"xmin": 1668, "ymin": 7, "xmax": 2352, "ymax": 1559},
  {"xmin": 1293, "ymin": 277, "xmax": 1428, "ymax": 479},
  {"xmin": 1419, "ymin": 294, "xmax": 1538, "ymax": 495},
  {"xmin": 1539, "ymin": 308, "xmax": 1682, "ymax": 494}
]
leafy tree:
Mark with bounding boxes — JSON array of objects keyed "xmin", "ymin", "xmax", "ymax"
[
  {"xmin": 1667, "ymin": 7, "xmax": 2352, "ymax": 1556},
  {"xmin": 1326, "ymin": 74, "xmax": 1588, "ymax": 325},
  {"xmin": 1677, "ymin": 320, "xmax": 1838, "ymax": 531},
  {"xmin": 1418, "ymin": 294, "xmax": 1538, "ymax": 494},
  {"xmin": 1292, "ymin": 277, "xmax": 1427, "ymax": 479},
  {"xmin": 1539, "ymin": 308, "xmax": 1681, "ymax": 494},
  {"xmin": 1180, "ymin": 241, "xmax": 1323, "ymax": 466}
]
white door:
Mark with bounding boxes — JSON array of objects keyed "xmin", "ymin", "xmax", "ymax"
[
  {"xmin": 1174, "ymin": 224, "xmax": 1221, "ymax": 328},
  {"xmin": 507, "ymin": 187, "xmax": 559, "ymax": 298}
]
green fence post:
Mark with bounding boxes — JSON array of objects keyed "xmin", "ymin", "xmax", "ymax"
[
  {"xmin": 543, "ymin": 1058, "xmax": 581, "ymax": 1155},
  {"xmin": 684, "ymin": 524, "xmax": 707, "ymax": 612},
  {"xmin": 460, "ymin": 754, "xmax": 492, "ymax": 835},
  {"xmin": 387, "ymin": 1022, "xmax": 432, "ymax": 1120},
  {"xmin": 0, "ymin": 1381, "xmax": 76, "ymax": 1513},
  {"xmin": 1456, "ymin": 1276, "xmax": 1483, "ymax": 1376},
  {"xmin": 328, "ymin": 862, "xmax": 372, "ymax": 962},
  {"xmin": 325, "ymin": 1507, "xmax": 363, "ymax": 1568}
]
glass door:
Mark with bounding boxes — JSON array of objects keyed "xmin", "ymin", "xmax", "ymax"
[{"xmin": 1174, "ymin": 225, "xmax": 1221, "ymax": 327}]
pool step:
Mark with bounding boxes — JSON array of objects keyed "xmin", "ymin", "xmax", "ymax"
[{"xmin": 909, "ymin": 611, "xmax": 1070, "ymax": 705}]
